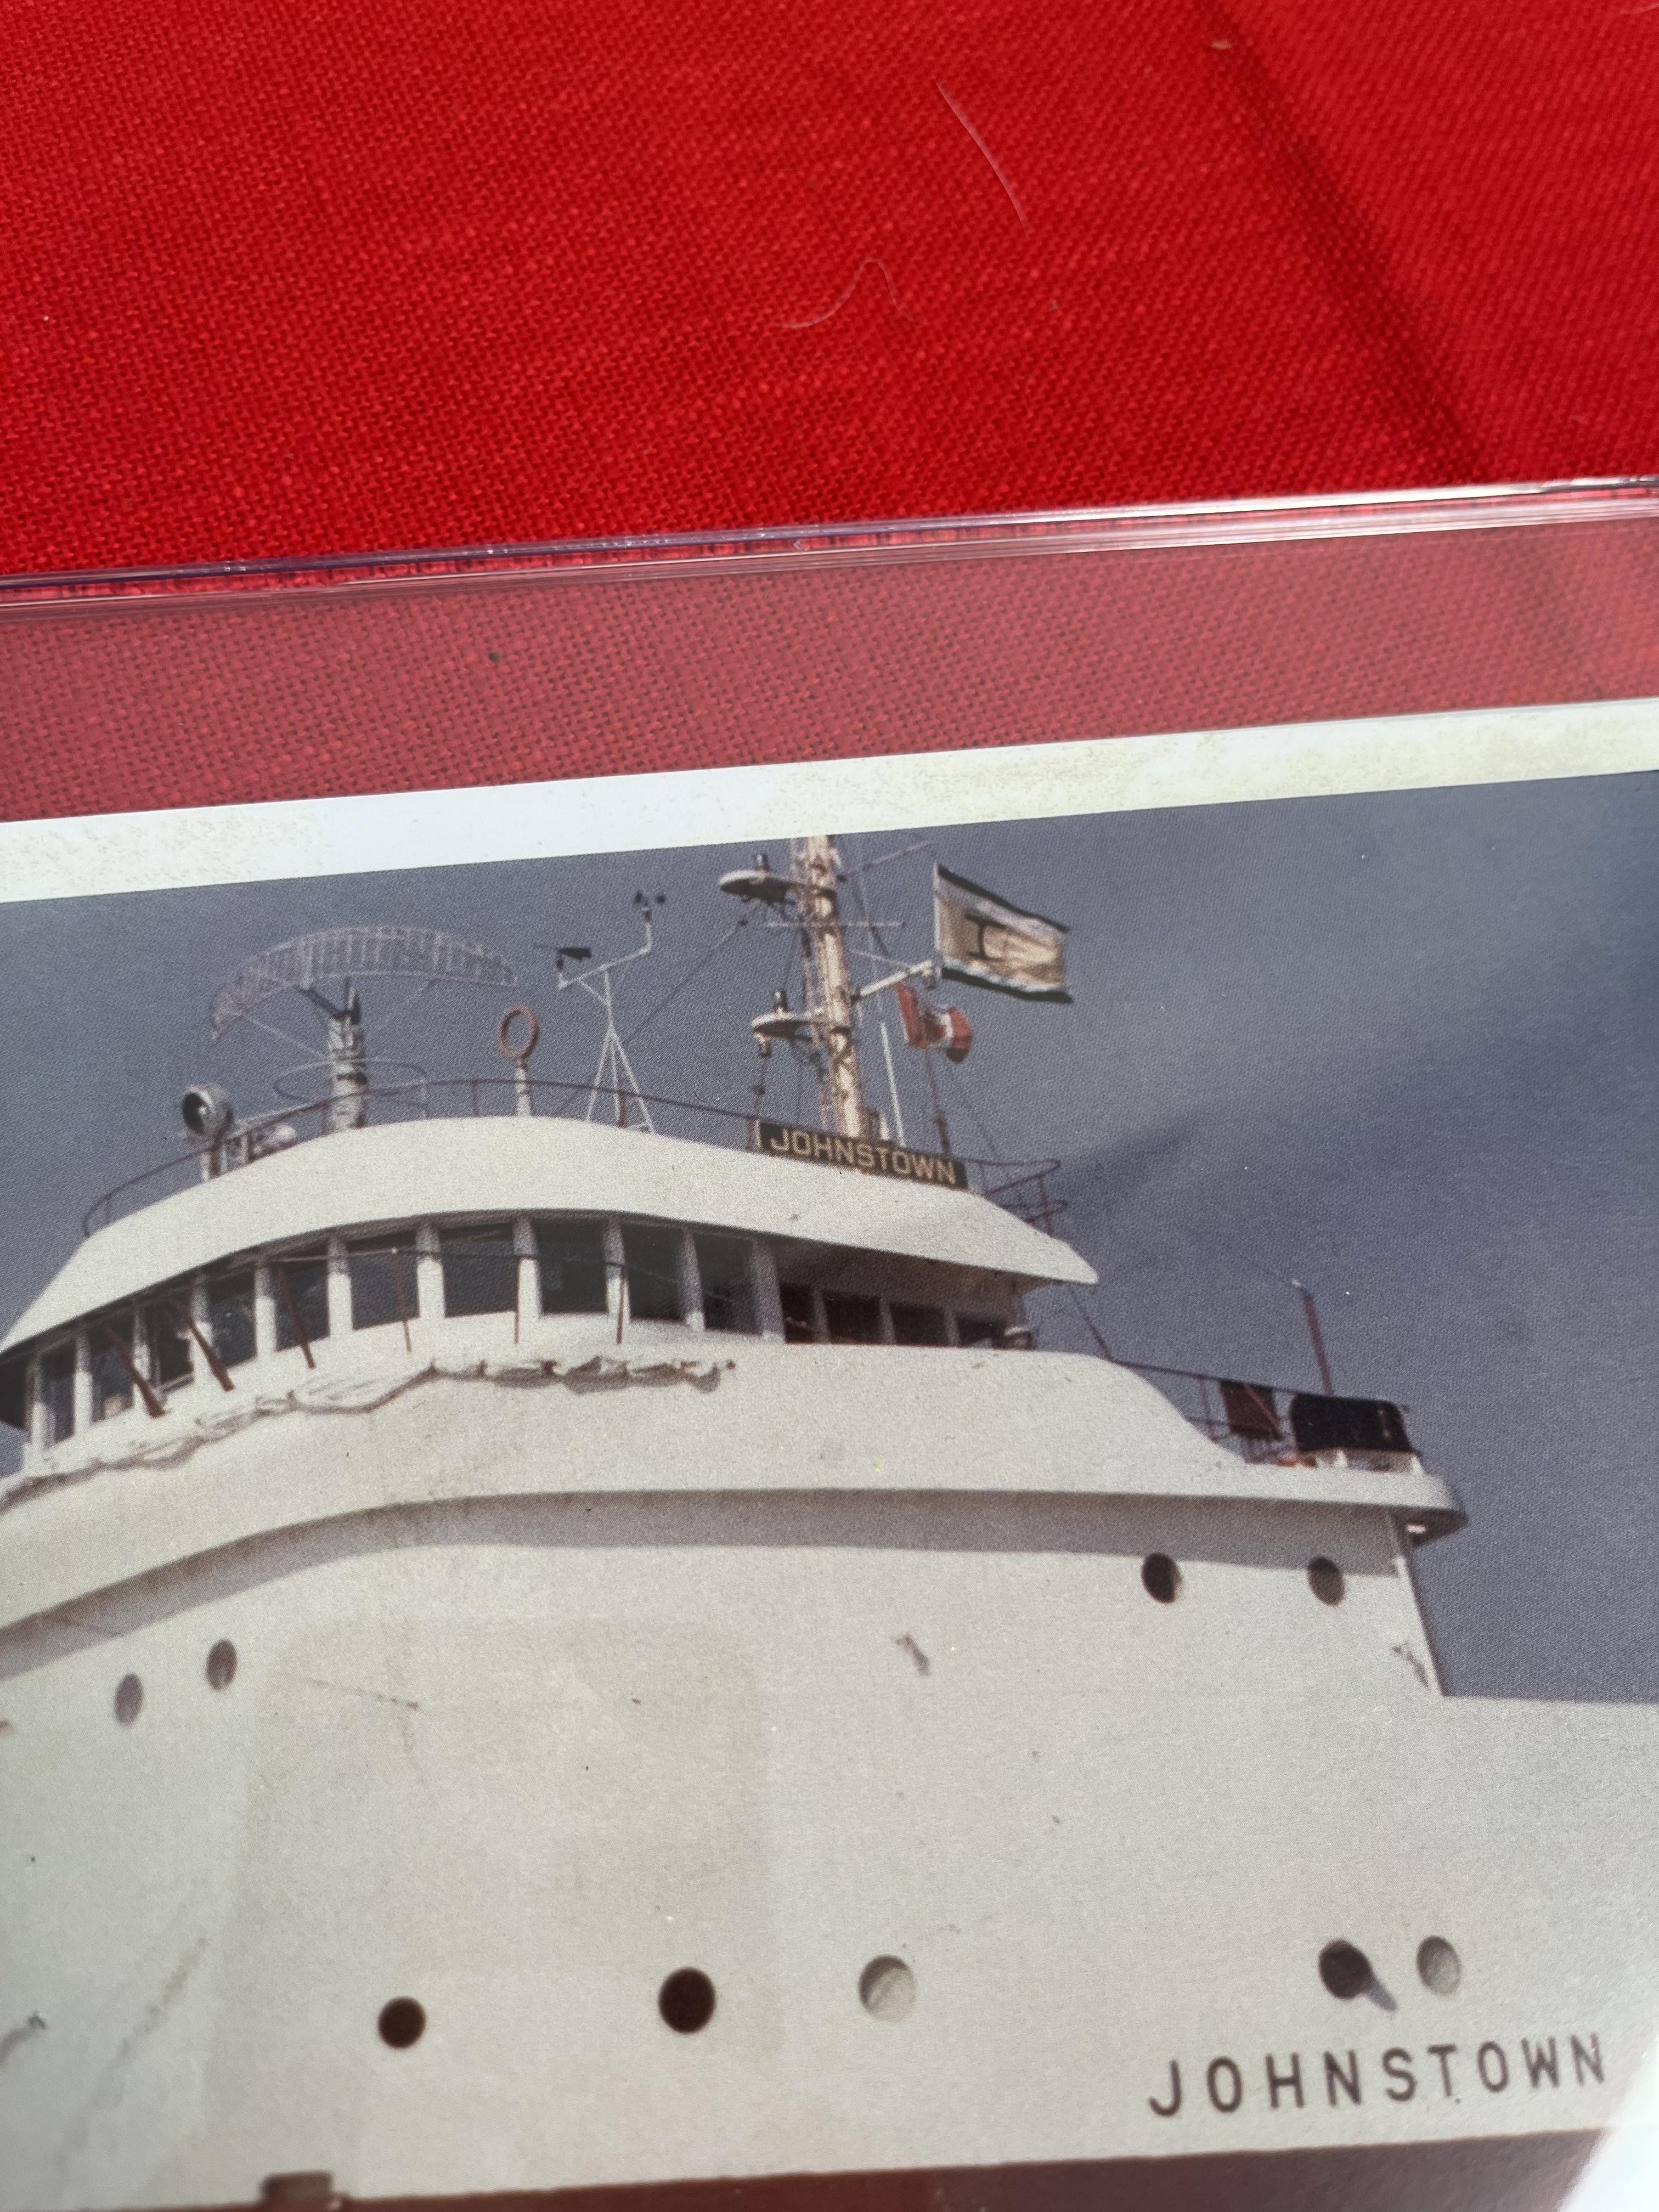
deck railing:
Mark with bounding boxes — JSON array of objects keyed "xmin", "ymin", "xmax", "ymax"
[
  {"xmin": 1106, "ymin": 1357, "xmax": 1418, "ymax": 1468},
  {"xmin": 82, "ymin": 1077, "xmax": 1062, "ymax": 1238}
]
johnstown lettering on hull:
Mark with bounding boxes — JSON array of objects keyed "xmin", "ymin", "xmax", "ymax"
[
  {"xmin": 1147, "ymin": 2034, "xmax": 1605, "ymax": 2119},
  {"xmin": 756, "ymin": 1120, "xmax": 965, "ymax": 1189}
]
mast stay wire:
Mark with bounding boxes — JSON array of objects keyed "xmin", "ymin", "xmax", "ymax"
[
  {"xmin": 969, "ymin": 1055, "xmax": 1339, "ymax": 1367},
  {"xmin": 902, "ymin": 860, "xmax": 1336, "ymax": 1371},
  {"xmin": 362, "ymin": 977, "xmax": 437, "ymax": 1046},
  {"xmin": 939, "ymin": 1049, "xmax": 1254, "ymax": 1297},
  {"xmin": 941, "ymin": 1052, "xmax": 1011, "ymax": 1167},
  {"xmin": 939, "ymin": 1042, "xmax": 1316, "ymax": 1297},
  {"xmin": 848, "ymin": 846, "xmax": 906, "ymax": 966},
  {"xmin": 620, "ymin": 918, "xmax": 749, "ymax": 1050},
  {"xmin": 840, "ymin": 837, "xmax": 935, "ymax": 881},
  {"xmin": 1065, "ymin": 1281, "xmax": 1115, "ymax": 1361},
  {"xmin": 848, "ymin": 846, "xmax": 924, "ymax": 1143},
  {"xmin": 233, "ymin": 1007, "xmax": 319, "ymax": 1057},
  {"xmin": 226, "ymin": 976, "xmax": 447, "ymax": 1071},
  {"xmin": 772, "ymin": 924, "xmax": 798, "ymax": 1008}
]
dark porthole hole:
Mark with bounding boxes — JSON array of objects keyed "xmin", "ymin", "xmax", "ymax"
[
  {"xmin": 377, "ymin": 1997, "xmax": 426, "ymax": 2050},
  {"xmin": 1308, "ymin": 1557, "xmax": 1346, "ymax": 1606},
  {"xmin": 1318, "ymin": 1940, "xmax": 1373, "ymax": 2000},
  {"xmin": 206, "ymin": 1639, "xmax": 238, "ymax": 1691},
  {"xmin": 658, "ymin": 1967, "xmax": 716, "ymax": 2034},
  {"xmin": 1141, "ymin": 1552, "xmax": 1181, "ymax": 1605},
  {"xmin": 859, "ymin": 1955, "xmax": 916, "ymax": 2023},
  {"xmin": 114, "ymin": 1673, "xmax": 143, "ymax": 1726},
  {"xmin": 1418, "ymin": 1936, "xmax": 1462, "ymax": 1994}
]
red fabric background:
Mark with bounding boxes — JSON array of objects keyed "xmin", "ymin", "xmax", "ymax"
[{"xmin": 3, "ymin": 1, "xmax": 1658, "ymax": 813}]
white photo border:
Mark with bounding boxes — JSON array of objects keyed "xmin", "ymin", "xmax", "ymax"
[{"xmin": 2, "ymin": 696, "xmax": 1655, "ymax": 906}]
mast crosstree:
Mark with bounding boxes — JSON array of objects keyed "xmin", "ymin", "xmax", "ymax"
[
  {"xmin": 723, "ymin": 836, "xmax": 887, "ymax": 1141},
  {"xmin": 723, "ymin": 834, "xmax": 1064, "ymax": 1149}
]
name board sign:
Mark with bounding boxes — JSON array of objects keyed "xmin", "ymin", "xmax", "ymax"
[
  {"xmin": 1145, "ymin": 2025, "xmax": 1605, "ymax": 2122},
  {"xmin": 757, "ymin": 1120, "xmax": 966, "ymax": 1191}
]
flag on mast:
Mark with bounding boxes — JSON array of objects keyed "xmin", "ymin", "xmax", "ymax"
[
  {"xmin": 933, "ymin": 865, "xmax": 1071, "ymax": 1002},
  {"xmin": 893, "ymin": 981, "xmax": 973, "ymax": 1062}
]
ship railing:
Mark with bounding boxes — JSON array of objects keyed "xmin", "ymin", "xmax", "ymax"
[
  {"xmin": 979, "ymin": 1162, "xmax": 1069, "ymax": 1235},
  {"xmin": 1108, "ymin": 1356, "xmax": 1418, "ymax": 1469},
  {"xmin": 82, "ymin": 1077, "xmax": 1062, "ymax": 1238}
]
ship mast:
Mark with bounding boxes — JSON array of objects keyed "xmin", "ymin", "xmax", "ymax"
[
  {"xmin": 794, "ymin": 835, "xmax": 867, "ymax": 1139},
  {"xmin": 316, "ymin": 989, "xmax": 369, "ymax": 1132},
  {"xmin": 726, "ymin": 836, "xmax": 946, "ymax": 1142}
]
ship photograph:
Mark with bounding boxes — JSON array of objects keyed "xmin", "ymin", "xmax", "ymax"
[{"xmin": 0, "ymin": 760, "xmax": 1654, "ymax": 2212}]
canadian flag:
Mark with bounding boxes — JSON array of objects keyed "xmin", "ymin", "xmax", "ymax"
[{"xmin": 894, "ymin": 981, "xmax": 973, "ymax": 1063}]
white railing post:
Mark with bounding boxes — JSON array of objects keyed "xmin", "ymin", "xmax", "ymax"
[
  {"xmin": 679, "ymin": 1228, "xmax": 704, "ymax": 1331},
  {"xmin": 253, "ymin": 1261, "xmax": 278, "ymax": 1362},
  {"xmin": 515, "ymin": 1216, "xmax": 539, "ymax": 1339},
  {"xmin": 26, "ymin": 1357, "xmax": 44, "ymax": 1460},
  {"xmin": 72, "ymin": 1329, "xmax": 93, "ymax": 1435},
  {"xmin": 190, "ymin": 1279, "xmax": 212, "ymax": 1381},
  {"xmin": 603, "ymin": 1218, "xmax": 627, "ymax": 1338},
  {"xmin": 326, "ymin": 1235, "xmax": 352, "ymax": 1344},
  {"xmin": 751, "ymin": 1240, "xmax": 785, "ymax": 1341},
  {"xmin": 416, "ymin": 1222, "xmax": 444, "ymax": 1325},
  {"xmin": 133, "ymin": 1304, "xmax": 155, "ymax": 1384}
]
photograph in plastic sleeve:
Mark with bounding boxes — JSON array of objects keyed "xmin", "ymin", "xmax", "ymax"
[{"xmin": 0, "ymin": 713, "xmax": 1654, "ymax": 2212}]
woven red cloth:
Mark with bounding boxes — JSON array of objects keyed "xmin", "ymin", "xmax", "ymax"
[{"xmin": 4, "ymin": 1, "xmax": 1658, "ymax": 814}]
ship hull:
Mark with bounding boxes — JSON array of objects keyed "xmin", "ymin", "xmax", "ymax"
[{"xmin": 2, "ymin": 1351, "xmax": 1654, "ymax": 2209}]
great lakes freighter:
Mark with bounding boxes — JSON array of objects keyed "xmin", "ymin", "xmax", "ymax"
[{"xmin": 0, "ymin": 839, "xmax": 1652, "ymax": 2212}]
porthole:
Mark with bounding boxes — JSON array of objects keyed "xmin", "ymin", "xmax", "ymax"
[
  {"xmin": 858, "ymin": 1956, "xmax": 916, "ymax": 2023},
  {"xmin": 114, "ymin": 1673, "xmax": 143, "ymax": 1726},
  {"xmin": 206, "ymin": 1639, "xmax": 238, "ymax": 1691},
  {"xmin": 1141, "ymin": 1553, "xmax": 1181, "ymax": 1604},
  {"xmin": 1307, "ymin": 1557, "xmax": 1345, "ymax": 1605},
  {"xmin": 377, "ymin": 1997, "xmax": 426, "ymax": 2049},
  {"xmin": 1318, "ymin": 1940, "xmax": 1373, "ymax": 1999},
  {"xmin": 658, "ymin": 1967, "xmax": 716, "ymax": 2034},
  {"xmin": 1418, "ymin": 1936, "xmax": 1461, "ymax": 1994}
]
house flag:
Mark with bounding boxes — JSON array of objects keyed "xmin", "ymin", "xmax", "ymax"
[{"xmin": 933, "ymin": 865, "xmax": 1071, "ymax": 1002}]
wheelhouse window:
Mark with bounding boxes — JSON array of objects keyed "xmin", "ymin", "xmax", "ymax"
[
  {"xmin": 348, "ymin": 1237, "xmax": 419, "ymax": 1333},
  {"xmin": 273, "ymin": 1251, "xmax": 330, "ymax": 1352},
  {"xmin": 142, "ymin": 1296, "xmax": 194, "ymax": 1390},
  {"xmin": 695, "ymin": 1233, "xmax": 757, "ymax": 1334},
  {"xmin": 0, "ymin": 1358, "xmax": 25, "ymax": 1437},
  {"xmin": 39, "ymin": 1344, "xmax": 75, "ymax": 1443},
  {"xmin": 779, "ymin": 1283, "xmax": 819, "ymax": 1344},
  {"xmin": 91, "ymin": 1314, "xmax": 136, "ymax": 1419},
  {"xmin": 890, "ymin": 1301, "xmax": 949, "ymax": 1346},
  {"xmin": 441, "ymin": 1223, "xmax": 517, "ymax": 1318},
  {"xmin": 623, "ymin": 1224, "xmax": 683, "ymax": 1322},
  {"xmin": 209, "ymin": 1270, "xmax": 258, "ymax": 1370},
  {"xmin": 956, "ymin": 1314, "xmax": 1004, "ymax": 1348},
  {"xmin": 537, "ymin": 1220, "xmax": 608, "ymax": 1314},
  {"xmin": 822, "ymin": 1291, "xmax": 883, "ymax": 1345}
]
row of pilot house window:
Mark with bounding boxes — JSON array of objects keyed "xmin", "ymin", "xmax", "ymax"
[{"xmin": 16, "ymin": 1216, "xmax": 1011, "ymax": 1450}]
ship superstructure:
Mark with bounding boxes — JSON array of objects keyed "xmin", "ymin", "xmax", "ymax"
[{"xmin": 0, "ymin": 840, "xmax": 1653, "ymax": 2212}]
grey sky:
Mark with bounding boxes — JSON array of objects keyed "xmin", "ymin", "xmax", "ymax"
[{"xmin": 1, "ymin": 770, "xmax": 1652, "ymax": 1703}]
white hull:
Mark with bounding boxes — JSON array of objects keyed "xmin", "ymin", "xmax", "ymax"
[{"xmin": 2, "ymin": 1344, "xmax": 1652, "ymax": 2209}]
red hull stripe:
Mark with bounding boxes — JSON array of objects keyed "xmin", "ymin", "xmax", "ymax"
[{"xmin": 236, "ymin": 2130, "xmax": 1605, "ymax": 2212}]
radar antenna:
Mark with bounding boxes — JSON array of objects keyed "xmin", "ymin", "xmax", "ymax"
[{"xmin": 209, "ymin": 926, "xmax": 516, "ymax": 1132}]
